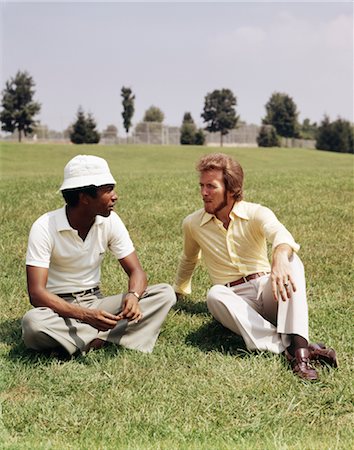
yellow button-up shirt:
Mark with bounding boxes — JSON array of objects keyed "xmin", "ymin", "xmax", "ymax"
[{"xmin": 174, "ymin": 200, "xmax": 300, "ymax": 295}]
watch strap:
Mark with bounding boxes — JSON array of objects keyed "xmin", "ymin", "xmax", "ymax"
[{"xmin": 127, "ymin": 290, "xmax": 140, "ymax": 300}]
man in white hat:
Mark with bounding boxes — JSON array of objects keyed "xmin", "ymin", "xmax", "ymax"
[{"xmin": 22, "ymin": 155, "xmax": 176, "ymax": 356}]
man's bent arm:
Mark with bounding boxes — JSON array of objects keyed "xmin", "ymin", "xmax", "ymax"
[
  {"xmin": 118, "ymin": 251, "xmax": 147, "ymax": 321},
  {"xmin": 255, "ymin": 206, "xmax": 299, "ymax": 302},
  {"xmin": 174, "ymin": 218, "xmax": 201, "ymax": 296},
  {"xmin": 26, "ymin": 265, "xmax": 121, "ymax": 331},
  {"xmin": 256, "ymin": 205, "xmax": 300, "ymax": 254}
]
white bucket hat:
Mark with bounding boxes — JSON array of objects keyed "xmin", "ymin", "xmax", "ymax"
[{"xmin": 59, "ymin": 155, "xmax": 116, "ymax": 191}]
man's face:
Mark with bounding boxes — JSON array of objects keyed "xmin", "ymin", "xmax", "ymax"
[
  {"xmin": 89, "ymin": 184, "xmax": 118, "ymax": 217},
  {"xmin": 199, "ymin": 170, "xmax": 234, "ymax": 215}
]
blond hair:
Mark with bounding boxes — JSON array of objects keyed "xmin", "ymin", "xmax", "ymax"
[{"xmin": 197, "ymin": 153, "xmax": 244, "ymax": 201}]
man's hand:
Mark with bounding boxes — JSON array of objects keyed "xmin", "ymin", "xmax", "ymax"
[
  {"xmin": 82, "ymin": 309, "xmax": 122, "ymax": 331},
  {"xmin": 118, "ymin": 293, "xmax": 143, "ymax": 323},
  {"xmin": 271, "ymin": 244, "xmax": 297, "ymax": 302},
  {"xmin": 26, "ymin": 266, "xmax": 123, "ymax": 330}
]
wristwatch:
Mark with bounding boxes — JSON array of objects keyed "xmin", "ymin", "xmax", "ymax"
[{"xmin": 127, "ymin": 290, "xmax": 140, "ymax": 300}]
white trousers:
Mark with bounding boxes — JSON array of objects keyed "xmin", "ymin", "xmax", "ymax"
[
  {"xmin": 22, "ymin": 283, "xmax": 176, "ymax": 355},
  {"xmin": 206, "ymin": 254, "xmax": 309, "ymax": 354}
]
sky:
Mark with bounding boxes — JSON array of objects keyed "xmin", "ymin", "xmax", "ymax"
[{"xmin": 1, "ymin": 1, "xmax": 353, "ymax": 133}]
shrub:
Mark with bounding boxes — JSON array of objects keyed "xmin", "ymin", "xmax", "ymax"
[
  {"xmin": 180, "ymin": 112, "xmax": 205, "ymax": 146},
  {"xmin": 257, "ymin": 125, "xmax": 280, "ymax": 147},
  {"xmin": 70, "ymin": 108, "xmax": 100, "ymax": 144},
  {"xmin": 194, "ymin": 128, "xmax": 205, "ymax": 146},
  {"xmin": 316, "ymin": 116, "xmax": 353, "ymax": 153},
  {"xmin": 180, "ymin": 122, "xmax": 196, "ymax": 145}
]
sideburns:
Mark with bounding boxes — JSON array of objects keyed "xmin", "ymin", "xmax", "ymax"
[{"xmin": 214, "ymin": 189, "xmax": 229, "ymax": 214}]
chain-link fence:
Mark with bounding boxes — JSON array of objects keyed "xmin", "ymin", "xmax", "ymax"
[
  {"xmin": 279, "ymin": 137, "xmax": 315, "ymax": 149},
  {"xmin": 131, "ymin": 122, "xmax": 180, "ymax": 145},
  {"xmin": 1, "ymin": 122, "xmax": 316, "ymax": 148},
  {"xmin": 205, "ymin": 124, "xmax": 260, "ymax": 147}
]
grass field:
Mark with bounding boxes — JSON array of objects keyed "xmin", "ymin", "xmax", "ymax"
[{"xmin": 0, "ymin": 142, "xmax": 353, "ymax": 449}]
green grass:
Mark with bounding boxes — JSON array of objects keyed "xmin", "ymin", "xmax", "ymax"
[{"xmin": 0, "ymin": 142, "xmax": 353, "ymax": 449}]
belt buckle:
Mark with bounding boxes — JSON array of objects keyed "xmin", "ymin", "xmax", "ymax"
[
  {"xmin": 72, "ymin": 289, "xmax": 86, "ymax": 298},
  {"xmin": 73, "ymin": 286, "xmax": 98, "ymax": 297}
]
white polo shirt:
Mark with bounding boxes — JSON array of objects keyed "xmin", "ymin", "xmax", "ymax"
[{"xmin": 26, "ymin": 206, "xmax": 135, "ymax": 294}]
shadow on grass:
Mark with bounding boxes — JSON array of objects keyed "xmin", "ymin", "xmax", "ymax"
[
  {"xmin": 173, "ymin": 297, "xmax": 209, "ymax": 315},
  {"xmin": 185, "ymin": 319, "xmax": 249, "ymax": 356},
  {"xmin": 0, "ymin": 318, "xmax": 22, "ymax": 346},
  {"xmin": 0, "ymin": 318, "xmax": 52, "ymax": 364},
  {"xmin": 173, "ymin": 297, "xmax": 249, "ymax": 357}
]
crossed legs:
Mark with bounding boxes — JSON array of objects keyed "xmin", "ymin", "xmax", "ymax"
[{"xmin": 22, "ymin": 283, "xmax": 176, "ymax": 355}]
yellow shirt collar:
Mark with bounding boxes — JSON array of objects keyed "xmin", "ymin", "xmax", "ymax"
[{"xmin": 200, "ymin": 201, "xmax": 249, "ymax": 227}]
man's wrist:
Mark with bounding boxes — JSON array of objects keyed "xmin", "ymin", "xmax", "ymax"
[
  {"xmin": 274, "ymin": 243, "xmax": 293, "ymax": 257},
  {"xmin": 77, "ymin": 305, "xmax": 91, "ymax": 322},
  {"xmin": 126, "ymin": 290, "xmax": 140, "ymax": 300}
]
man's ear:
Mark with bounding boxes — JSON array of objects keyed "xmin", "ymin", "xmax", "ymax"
[
  {"xmin": 227, "ymin": 190, "xmax": 235, "ymax": 203},
  {"xmin": 79, "ymin": 192, "xmax": 90, "ymax": 206}
]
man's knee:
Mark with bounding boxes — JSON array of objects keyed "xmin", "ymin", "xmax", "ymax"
[
  {"xmin": 206, "ymin": 284, "xmax": 228, "ymax": 312},
  {"xmin": 21, "ymin": 308, "xmax": 54, "ymax": 349},
  {"xmin": 160, "ymin": 283, "xmax": 177, "ymax": 308},
  {"xmin": 156, "ymin": 283, "xmax": 177, "ymax": 307},
  {"xmin": 290, "ymin": 253, "xmax": 305, "ymax": 273}
]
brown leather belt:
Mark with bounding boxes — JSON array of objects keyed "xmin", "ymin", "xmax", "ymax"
[{"xmin": 225, "ymin": 272, "xmax": 268, "ymax": 287}]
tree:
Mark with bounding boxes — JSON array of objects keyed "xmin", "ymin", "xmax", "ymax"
[
  {"xmin": 331, "ymin": 119, "xmax": 353, "ymax": 153},
  {"xmin": 201, "ymin": 88, "xmax": 238, "ymax": 146},
  {"xmin": 180, "ymin": 112, "xmax": 197, "ymax": 145},
  {"xmin": 85, "ymin": 113, "xmax": 100, "ymax": 144},
  {"xmin": 70, "ymin": 107, "xmax": 87, "ymax": 144},
  {"xmin": 180, "ymin": 123, "xmax": 196, "ymax": 145},
  {"xmin": 121, "ymin": 87, "xmax": 135, "ymax": 135},
  {"xmin": 262, "ymin": 92, "xmax": 300, "ymax": 138},
  {"xmin": 143, "ymin": 105, "xmax": 164, "ymax": 123},
  {"xmin": 316, "ymin": 115, "xmax": 354, "ymax": 153},
  {"xmin": 182, "ymin": 112, "xmax": 194, "ymax": 124},
  {"xmin": 257, "ymin": 125, "xmax": 280, "ymax": 147},
  {"xmin": 194, "ymin": 128, "xmax": 206, "ymax": 146},
  {"xmin": 180, "ymin": 112, "xmax": 205, "ymax": 145},
  {"xmin": 0, "ymin": 70, "xmax": 41, "ymax": 142},
  {"xmin": 69, "ymin": 107, "xmax": 100, "ymax": 144}
]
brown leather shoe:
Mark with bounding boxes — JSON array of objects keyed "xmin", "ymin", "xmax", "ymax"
[
  {"xmin": 309, "ymin": 342, "xmax": 338, "ymax": 368},
  {"xmin": 284, "ymin": 347, "xmax": 318, "ymax": 381}
]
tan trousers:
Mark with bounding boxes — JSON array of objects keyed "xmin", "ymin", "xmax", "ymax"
[
  {"xmin": 206, "ymin": 254, "xmax": 309, "ymax": 354},
  {"xmin": 22, "ymin": 283, "xmax": 176, "ymax": 355}
]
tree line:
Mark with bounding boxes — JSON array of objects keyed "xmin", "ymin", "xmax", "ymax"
[{"xmin": 0, "ymin": 70, "xmax": 353, "ymax": 153}]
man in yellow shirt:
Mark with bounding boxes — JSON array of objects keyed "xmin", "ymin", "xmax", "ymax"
[{"xmin": 174, "ymin": 153, "xmax": 337, "ymax": 380}]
